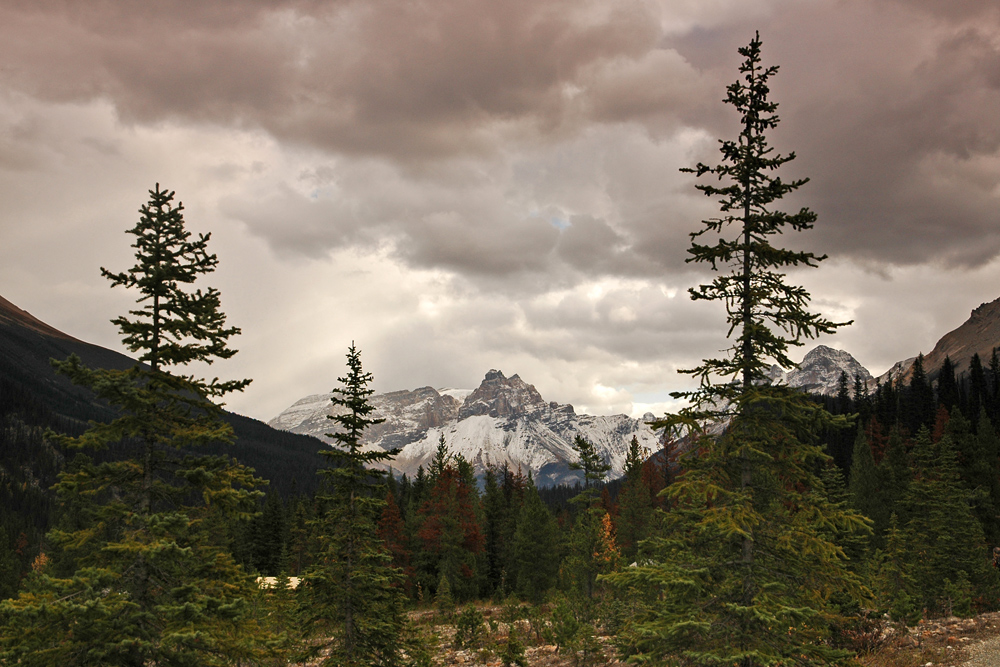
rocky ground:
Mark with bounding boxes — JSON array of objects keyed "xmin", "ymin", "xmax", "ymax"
[
  {"xmin": 411, "ymin": 608, "xmax": 1000, "ymax": 667},
  {"xmin": 407, "ymin": 605, "xmax": 624, "ymax": 667},
  {"xmin": 853, "ymin": 612, "xmax": 1000, "ymax": 667},
  {"xmin": 297, "ymin": 607, "xmax": 1000, "ymax": 666}
]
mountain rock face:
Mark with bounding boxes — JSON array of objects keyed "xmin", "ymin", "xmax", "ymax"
[
  {"xmin": 269, "ymin": 370, "xmax": 661, "ymax": 487},
  {"xmin": 767, "ymin": 345, "xmax": 873, "ymax": 396},
  {"xmin": 919, "ymin": 297, "xmax": 1000, "ymax": 378},
  {"xmin": 458, "ymin": 370, "xmax": 545, "ymax": 419},
  {"xmin": 876, "ymin": 296, "xmax": 1000, "ymax": 384},
  {"xmin": 269, "ymin": 386, "xmax": 463, "ymax": 452}
]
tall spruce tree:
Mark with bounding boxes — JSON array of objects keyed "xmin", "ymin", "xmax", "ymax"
[
  {"xmin": 606, "ymin": 34, "xmax": 867, "ymax": 667},
  {"xmin": 895, "ymin": 427, "xmax": 998, "ymax": 615},
  {"xmin": 905, "ymin": 354, "xmax": 935, "ymax": 434},
  {"xmin": 673, "ymin": 35, "xmax": 845, "ymax": 406},
  {"xmin": 481, "ymin": 464, "xmax": 526, "ymax": 597},
  {"xmin": 298, "ymin": 344, "xmax": 407, "ymax": 667},
  {"xmin": 569, "ymin": 435, "xmax": 611, "ymax": 495},
  {"xmin": 416, "ymin": 460, "xmax": 484, "ymax": 602},
  {"xmin": 564, "ymin": 436, "xmax": 618, "ymax": 600},
  {"xmin": 968, "ymin": 353, "xmax": 988, "ymax": 421},
  {"xmin": 0, "ymin": 185, "xmax": 270, "ymax": 666},
  {"xmin": 614, "ymin": 436, "xmax": 656, "ymax": 563},
  {"xmin": 937, "ymin": 356, "xmax": 960, "ymax": 413},
  {"xmin": 848, "ymin": 429, "xmax": 889, "ymax": 551},
  {"xmin": 512, "ymin": 480, "xmax": 560, "ymax": 603}
]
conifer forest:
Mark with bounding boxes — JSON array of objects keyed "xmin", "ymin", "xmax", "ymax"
[{"xmin": 4, "ymin": 34, "xmax": 1000, "ymax": 667}]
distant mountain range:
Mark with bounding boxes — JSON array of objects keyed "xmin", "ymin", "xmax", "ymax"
[
  {"xmin": 270, "ymin": 346, "xmax": 879, "ymax": 486},
  {"xmin": 270, "ymin": 295, "xmax": 1000, "ymax": 485},
  {"xmin": 270, "ymin": 369, "xmax": 662, "ymax": 487}
]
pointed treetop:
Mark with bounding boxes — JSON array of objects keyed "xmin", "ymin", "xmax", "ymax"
[
  {"xmin": 102, "ymin": 183, "xmax": 248, "ymax": 397},
  {"xmin": 671, "ymin": 32, "xmax": 848, "ymax": 417}
]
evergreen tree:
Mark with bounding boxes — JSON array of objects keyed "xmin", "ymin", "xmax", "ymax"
[
  {"xmin": 848, "ymin": 429, "xmax": 889, "ymax": 551},
  {"xmin": 827, "ymin": 370, "xmax": 855, "ymax": 473},
  {"xmin": 879, "ymin": 425, "xmax": 910, "ymax": 502},
  {"xmin": 0, "ymin": 526, "xmax": 20, "ymax": 601},
  {"xmin": 298, "ymin": 344, "xmax": 407, "ymax": 666},
  {"xmin": 894, "ymin": 426, "xmax": 998, "ymax": 616},
  {"xmin": 245, "ymin": 491, "xmax": 288, "ymax": 576},
  {"xmin": 905, "ymin": 354, "xmax": 935, "ymax": 434},
  {"xmin": 614, "ymin": 436, "xmax": 656, "ymax": 563},
  {"xmin": 416, "ymin": 463, "xmax": 484, "ymax": 602},
  {"xmin": 481, "ymin": 464, "xmax": 527, "ymax": 597},
  {"xmin": 853, "ymin": 373, "xmax": 873, "ymax": 427},
  {"xmin": 937, "ymin": 356, "xmax": 960, "ymax": 413},
  {"xmin": 0, "ymin": 185, "xmax": 270, "ymax": 666},
  {"xmin": 870, "ymin": 514, "xmax": 918, "ymax": 623},
  {"xmin": 287, "ymin": 497, "xmax": 314, "ymax": 576},
  {"xmin": 563, "ymin": 436, "xmax": 618, "ymax": 600},
  {"xmin": 429, "ymin": 433, "xmax": 451, "ymax": 481},
  {"xmin": 947, "ymin": 411, "xmax": 1000, "ymax": 546},
  {"xmin": 378, "ymin": 489, "xmax": 414, "ymax": 597},
  {"xmin": 969, "ymin": 353, "xmax": 988, "ymax": 422},
  {"xmin": 569, "ymin": 435, "xmax": 611, "ymax": 495},
  {"xmin": 511, "ymin": 481, "xmax": 560, "ymax": 603},
  {"xmin": 820, "ymin": 464, "xmax": 869, "ymax": 570},
  {"xmin": 607, "ymin": 35, "xmax": 866, "ymax": 667},
  {"xmin": 990, "ymin": 349, "xmax": 1000, "ymax": 424},
  {"xmin": 481, "ymin": 466, "xmax": 509, "ymax": 596}
]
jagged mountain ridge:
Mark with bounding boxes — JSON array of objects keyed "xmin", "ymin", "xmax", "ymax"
[
  {"xmin": 269, "ymin": 348, "xmax": 873, "ymax": 487},
  {"xmin": 270, "ymin": 386, "xmax": 464, "ymax": 452},
  {"xmin": 270, "ymin": 369, "xmax": 661, "ymax": 487}
]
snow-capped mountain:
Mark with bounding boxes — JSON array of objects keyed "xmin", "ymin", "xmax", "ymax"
[
  {"xmin": 269, "ymin": 369, "xmax": 660, "ymax": 487},
  {"xmin": 766, "ymin": 345, "xmax": 873, "ymax": 396}
]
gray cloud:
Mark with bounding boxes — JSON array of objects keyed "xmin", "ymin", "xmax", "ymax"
[
  {"xmin": 4, "ymin": 0, "xmax": 1000, "ymax": 280},
  {"xmin": 0, "ymin": 0, "xmax": 688, "ymax": 158}
]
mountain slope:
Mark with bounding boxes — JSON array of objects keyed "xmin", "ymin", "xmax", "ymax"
[
  {"xmin": 270, "ymin": 369, "xmax": 661, "ymax": 487},
  {"xmin": 0, "ymin": 294, "xmax": 329, "ymax": 497},
  {"xmin": 876, "ymin": 296, "xmax": 1000, "ymax": 384},
  {"xmin": 922, "ymin": 298, "xmax": 1000, "ymax": 377}
]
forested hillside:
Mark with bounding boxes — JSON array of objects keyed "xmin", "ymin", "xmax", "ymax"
[{"xmin": 0, "ymin": 291, "xmax": 330, "ymax": 600}]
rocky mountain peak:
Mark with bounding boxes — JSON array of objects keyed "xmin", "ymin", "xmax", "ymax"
[
  {"xmin": 969, "ymin": 297, "xmax": 1000, "ymax": 324},
  {"xmin": 458, "ymin": 369, "xmax": 547, "ymax": 420},
  {"xmin": 768, "ymin": 345, "xmax": 872, "ymax": 396}
]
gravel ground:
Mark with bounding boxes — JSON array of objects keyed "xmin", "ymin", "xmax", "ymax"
[{"xmin": 961, "ymin": 634, "xmax": 1000, "ymax": 667}]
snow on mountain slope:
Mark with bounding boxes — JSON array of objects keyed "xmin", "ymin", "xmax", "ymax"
[
  {"xmin": 269, "ymin": 370, "xmax": 660, "ymax": 486},
  {"xmin": 270, "ymin": 385, "xmax": 462, "ymax": 452}
]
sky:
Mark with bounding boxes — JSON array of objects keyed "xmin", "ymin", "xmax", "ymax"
[{"xmin": 2, "ymin": 0, "xmax": 1000, "ymax": 422}]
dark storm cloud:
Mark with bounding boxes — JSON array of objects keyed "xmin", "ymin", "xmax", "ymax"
[
  {"xmin": 0, "ymin": 0, "xmax": 688, "ymax": 158},
  {"xmin": 4, "ymin": 0, "xmax": 1000, "ymax": 280},
  {"xmin": 752, "ymin": 1, "xmax": 1000, "ymax": 269}
]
